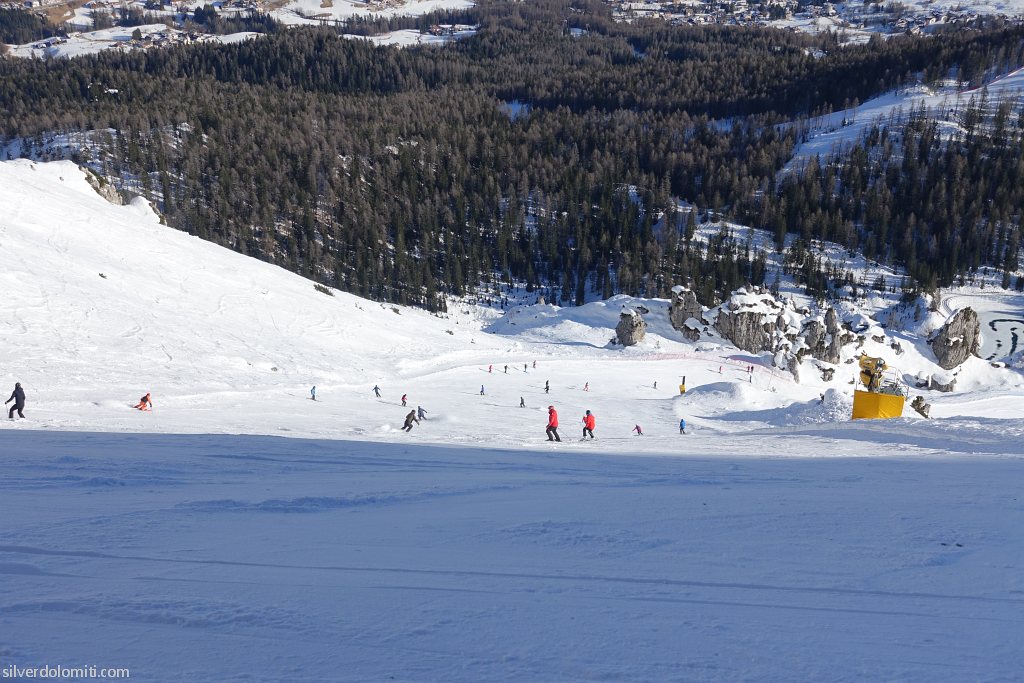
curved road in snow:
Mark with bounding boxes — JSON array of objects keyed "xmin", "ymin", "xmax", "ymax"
[{"xmin": 941, "ymin": 291, "xmax": 1024, "ymax": 361}]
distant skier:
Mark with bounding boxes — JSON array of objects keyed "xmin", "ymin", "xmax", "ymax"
[
  {"xmin": 523, "ymin": 363, "xmax": 527, "ymax": 372},
  {"xmin": 403, "ymin": 410, "xmax": 418, "ymax": 432},
  {"xmin": 417, "ymin": 405, "xmax": 427, "ymax": 420},
  {"xmin": 532, "ymin": 360, "xmax": 536, "ymax": 369},
  {"xmin": 519, "ymin": 396, "xmax": 525, "ymax": 408},
  {"xmin": 582, "ymin": 410, "xmax": 595, "ymax": 439},
  {"xmin": 488, "ymin": 364, "xmax": 493, "ymax": 373},
  {"xmin": 633, "ymin": 424, "xmax": 643, "ymax": 436},
  {"xmin": 373, "ymin": 385, "xmax": 381, "ymax": 398},
  {"xmin": 310, "ymin": 386, "xmax": 317, "ymax": 401},
  {"xmin": 480, "ymin": 385, "xmax": 485, "ymax": 395},
  {"xmin": 401, "ymin": 393, "xmax": 407, "ymax": 407},
  {"xmin": 653, "ymin": 381, "xmax": 657, "ymax": 389},
  {"xmin": 546, "ymin": 405, "xmax": 560, "ymax": 442},
  {"xmin": 6, "ymin": 382, "xmax": 25, "ymax": 419},
  {"xmin": 679, "ymin": 418, "xmax": 686, "ymax": 435},
  {"xmin": 583, "ymin": 382, "xmax": 589, "ymax": 392},
  {"xmin": 134, "ymin": 392, "xmax": 153, "ymax": 412},
  {"xmin": 544, "ymin": 380, "xmax": 550, "ymax": 394},
  {"xmin": 504, "ymin": 365, "xmax": 508, "ymax": 374}
]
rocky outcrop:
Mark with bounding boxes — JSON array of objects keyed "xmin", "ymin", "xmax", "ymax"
[
  {"xmin": 717, "ymin": 307, "xmax": 775, "ymax": 353},
  {"xmin": 84, "ymin": 170, "xmax": 125, "ymax": 205},
  {"xmin": 929, "ymin": 308, "xmax": 980, "ymax": 369},
  {"xmin": 911, "ymin": 396, "xmax": 932, "ymax": 418},
  {"xmin": 615, "ymin": 309, "xmax": 646, "ymax": 346},
  {"xmin": 668, "ymin": 286, "xmax": 704, "ymax": 341},
  {"xmin": 671, "ymin": 285, "xmax": 859, "ymax": 372},
  {"xmin": 712, "ymin": 288, "xmax": 791, "ymax": 354},
  {"xmin": 801, "ymin": 307, "xmax": 846, "ymax": 364},
  {"xmin": 928, "ymin": 372, "xmax": 957, "ymax": 393}
]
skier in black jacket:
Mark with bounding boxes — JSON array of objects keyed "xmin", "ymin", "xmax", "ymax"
[{"xmin": 6, "ymin": 382, "xmax": 25, "ymax": 419}]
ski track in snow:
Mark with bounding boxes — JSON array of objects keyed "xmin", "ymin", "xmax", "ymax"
[
  {"xmin": 2, "ymin": 432, "xmax": 1024, "ymax": 682},
  {"xmin": 1, "ymin": 160, "xmax": 1023, "ymax": 680}
]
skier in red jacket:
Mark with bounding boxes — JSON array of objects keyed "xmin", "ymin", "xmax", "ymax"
[
  {"xmin": 582, "ymin": 410, "xmax": 596, "ymax": 439},
  {"xmin": 546, "ymin": 406, "xmax": 560, "ymax": 442}
]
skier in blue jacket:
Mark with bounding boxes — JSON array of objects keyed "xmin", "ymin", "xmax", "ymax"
[{"xmin": 679, "ymin": 418, "xmax": 686, "ymax": 435}]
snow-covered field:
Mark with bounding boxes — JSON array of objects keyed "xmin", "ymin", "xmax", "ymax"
[
  {"xmin": 6, "ymin": 25, "xmax": 259, "ymax": 59},
  {"xmin": 2, "ymin": 159, "xmax": 1023, "ymax": 680},
  {"xmin": 341, "ymin": 25, "xmax": 475, "ymax": 47},
  {"xmin": 272, "ymin": 0, "xmax": 472, "ymax": 26}
]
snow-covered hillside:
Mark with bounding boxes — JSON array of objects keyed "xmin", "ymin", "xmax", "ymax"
[
  {"xmin": 785, "ymin": 66, "xmax": 1024, "ymax": 172},
  {"xmin": 2, "ymin": 160, "xmax": 1019, "ymax": 439},
  {"xmin": 2, "ymin": 160, "xmax": 1024, "ymax": 681}
]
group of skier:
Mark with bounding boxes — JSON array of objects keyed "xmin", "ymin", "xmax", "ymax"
[
  {"xmin": 374, "ymin": 370, "xmax": 689, "ymax": 440},
  {"xmin": 4, "ymin": 377, "xmax": 688, "ymax": 438},
  {"xmin": 544, "ymin": 405, "xmax": 640, "ymax": 442}
]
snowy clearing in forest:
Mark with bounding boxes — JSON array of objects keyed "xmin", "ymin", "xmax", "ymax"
[
  {"xmin": 784, "ymin": 67, "xmax": 1024, "ymax": 173},
  {"xmin": 271, "ymin": 0, "xmax": 473, "ymax": 26}
]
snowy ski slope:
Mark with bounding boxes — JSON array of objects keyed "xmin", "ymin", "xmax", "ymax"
[{"xmin": 1, "ymin": 160, "xmax": 1023, "ymax": 681}]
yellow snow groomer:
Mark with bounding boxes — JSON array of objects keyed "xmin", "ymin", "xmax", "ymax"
[{"xmin": 852, "ymin": 353, "xmax": 906, "ymax": 419}]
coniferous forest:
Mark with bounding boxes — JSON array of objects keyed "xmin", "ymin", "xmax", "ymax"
[{"xmin": 2, "ymin": 0, "xmax": 1024, "ymax": 309}]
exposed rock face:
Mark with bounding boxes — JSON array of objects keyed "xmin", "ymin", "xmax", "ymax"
[
  {"xmin": 615, "ymin": 309, "xmax": 646, "ymax": 347},
  {"xmin": 929, "ymin": 308, "xmax": 980, "ymax": 369},
  {"xmin": 717, "ymin": 308, "xmax": 774, "ymax": 353},
  {"xmin": 84, "ymin": 171, "xmax": 125, "ymax": 205},
  {"xmin": 801, "ymin": 307, "xmax": 845, "ymax": 364},
  {"xmin": 668, "ymin": 287, "xmax": 703, "ymax": 341},
  {"xmin": 825, "ymin": 307, "xmax": 839, "ymax": 336}
]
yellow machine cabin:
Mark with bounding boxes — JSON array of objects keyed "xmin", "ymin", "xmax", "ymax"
[{"xmin": 852, "ymin": 353, "xmax": 906, "ymax": 419}]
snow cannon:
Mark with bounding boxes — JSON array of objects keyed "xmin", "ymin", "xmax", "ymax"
[{"xmin": 851, "ymin": 353, "xmax": 906, "ymax": 419}]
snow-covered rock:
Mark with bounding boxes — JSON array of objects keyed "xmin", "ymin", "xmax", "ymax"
[
  {"xmin": 929, "ymin": 307, "xmax": 980, "ymax": 369},
  {"xmin": 668, "ymin": 286, "xmax": 704, "ymax": 340},
  {"xmin": 615, "ymin": 307, "xmax": 647, "ymax": 346},
  {"xmin": 712, "ymin": 288, "xmax": 785, "ymax": 353}
]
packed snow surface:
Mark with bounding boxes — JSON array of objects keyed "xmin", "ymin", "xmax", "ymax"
[{"xmin": 1, "ymin": 160, "xmax": 1023, "ymax": 680}]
